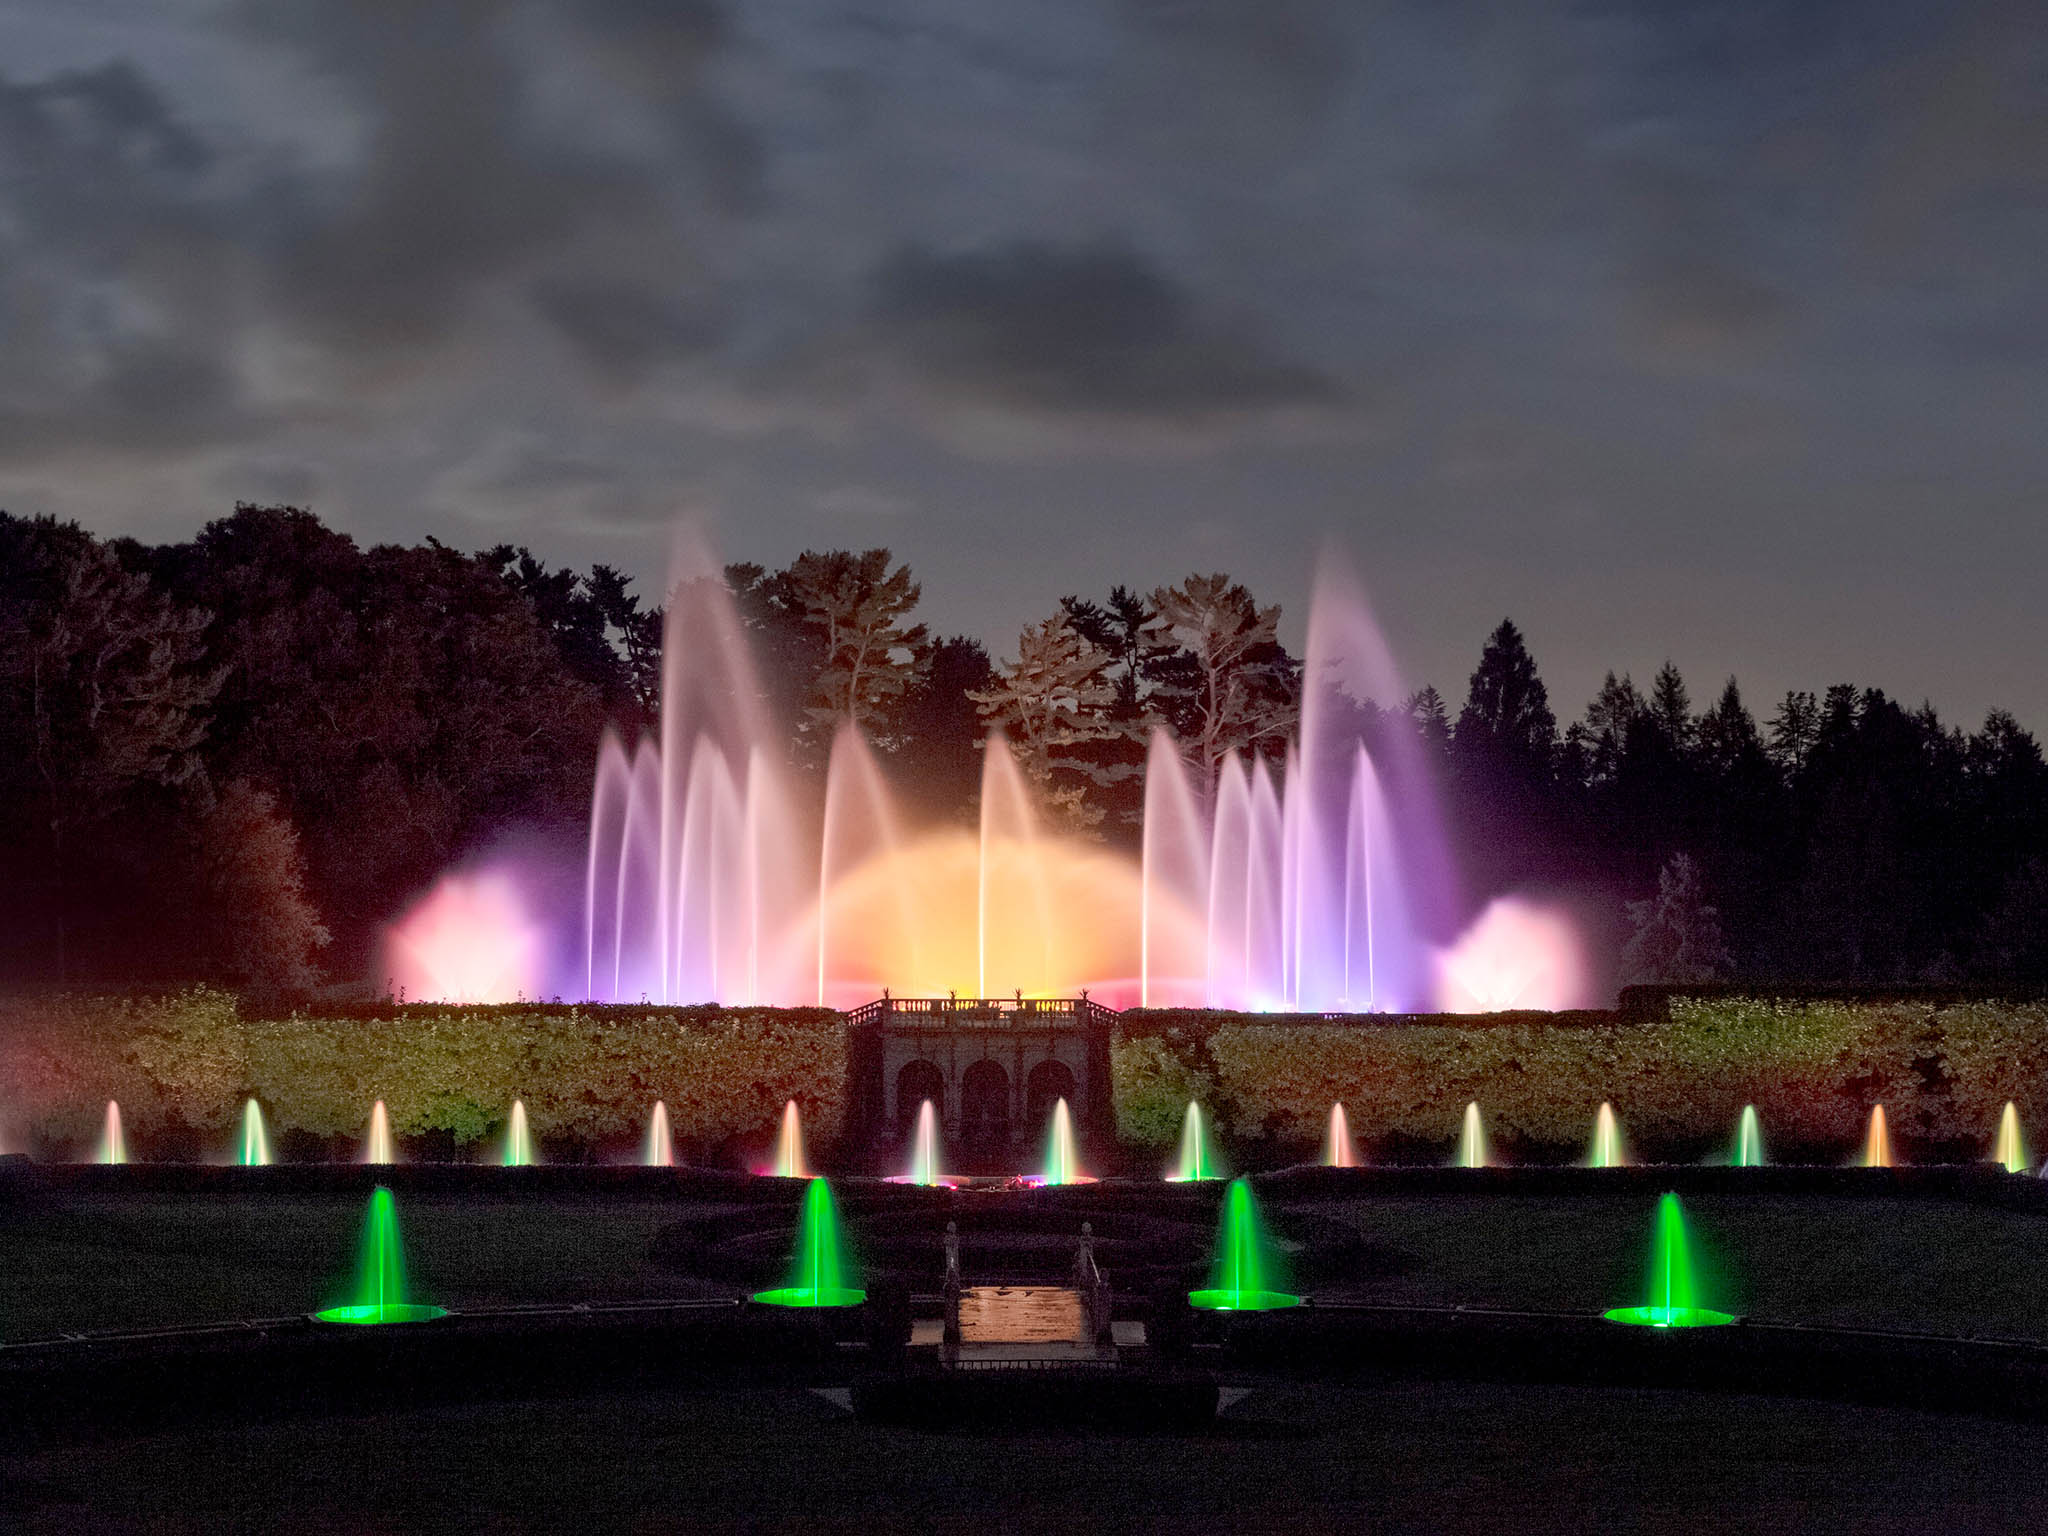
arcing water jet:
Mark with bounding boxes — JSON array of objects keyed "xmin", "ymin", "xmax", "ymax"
[
  {"xmin": 96, "ymin": 1101, "xmax": 125, "ymax": 1165},
  {"xmin": 1734, "ymin": 1105, "xmax": 1764, "ymax": 1168},
  {"xmin": 1590, "ymin": 1102, "xmax": 1624, "ymax": 1168},
  {"xmin": 1188, "ymin": 1177, "xmax": 1302, "ymax": 1311},
  {"xmin": 502, "ymin": 1100, "xmax": 537, "ymax": 1167},
  {"xmin": 1605, "ymin": 1192, "xmax": 1734, "ymax": 1328},
  {"xmin": 1456, "ymin": 1102, "xmax": 1487, "ymax": 1169},
  {"xmin": 646, "ymin": 1101, "xmax": 675, "ymax": 1167},
  {"xmin": 316, "ymin": 1186, "xmax": 447, "ymax": 1325},
  {"xmin": 237, "ymin": 1098, "xmax": 271, "ymax": 1167},
  {"xmin": 364, "ymin": 1100, "xmax": 395, "ymax": 1165},
  {"xmin": 1995, "ymin": 1101, "xmax": 2027, "ymax": 1174},
  {"xmin": 770, "ymin": 1099, "xmax": 807, "ymax": 1178},
  {"xmin": 1324, "ymin": 1102, "xmax": 1357, "ymax": 1168},
  {"xmin": 1168, "ymin": 1102, "xmax": 1220, "ymax": 1182},
  {"xmin": 751, "ymin": 1177, "xmax": 864, "ymax": 1308}
]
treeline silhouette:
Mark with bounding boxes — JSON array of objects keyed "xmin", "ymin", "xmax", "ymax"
[{"xmin": 1, "ymin": 504, "xmax": 2042, "ymax": 996}]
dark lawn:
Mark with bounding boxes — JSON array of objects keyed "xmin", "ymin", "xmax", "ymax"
[{"xmin": 5, "ymin": 1380, "xmax": 2042, "ymax": 1535}]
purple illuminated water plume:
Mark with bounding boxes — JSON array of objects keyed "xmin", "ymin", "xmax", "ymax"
[{"xmin": 388, "ymin": 544, "xmax": 1589, "ymax": 1012}]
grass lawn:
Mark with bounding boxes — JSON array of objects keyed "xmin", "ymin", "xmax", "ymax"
[
  {"xmin": 5, "ymin": 1380, "xmax": 2043, "ymax": 1535},
  {"xmin": 2, "ymin": 1185, "xmax": 2045, "ymax": 1343}
]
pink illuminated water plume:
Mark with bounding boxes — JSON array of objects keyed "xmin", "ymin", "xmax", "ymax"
[
  {"xmin": 394, "ymin": 541, "xmax": 1590, "ymax": 1013},
  {"xmin": 1432, "ymin": 897, "xmax": 1592, "ymax": 1012},
  {"xmin": 384, "ymin": 871, "xmax": 546, "ymax": 1004}
]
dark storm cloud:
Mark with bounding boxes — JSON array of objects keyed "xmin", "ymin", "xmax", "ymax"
[{"xmin": 872, "ymin": 241, "xmax": 1337, "ymax": 417}]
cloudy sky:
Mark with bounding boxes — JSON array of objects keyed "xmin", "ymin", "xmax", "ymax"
[{"xmin": 2, "ymin": 0, "xmax": 2043, "ymax": 729}]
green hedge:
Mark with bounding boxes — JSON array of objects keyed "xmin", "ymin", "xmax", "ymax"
[
  {"xmin": 1115, "ymin": 999, "xmax": 2048, "ymax": 1158},
  {"xmin": 0, "ymin": 990, "xmax": 845, "ymax": 1155}
]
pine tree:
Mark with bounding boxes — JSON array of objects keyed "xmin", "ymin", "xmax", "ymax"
[
  {"xmin": 1648, "ymin": 661, "xmax": 1693, "ymax": 751},
  {"xmin": 1148, "ymin": 573, "xmax": 1298, "ymax": 787},
  {"xmin": 1696, "ymin": 677, "xmax": 1763, "ymax": 776},
  {"xmin": 1581, "ymin": 671, "xmax": 1643, "ymax": 784},
  {"xmin": 1455, "ymin": 619, "xmax": 1556, "ymax": 774},
  {"xmin": 969, "ymin": 612, "xmax": 1122, "ymax": 832},
  {"xmin": 782, "ymin": 549, "xmax": 931, "ymax": 746},
  {"xmin": 1622, "ymin": 852, "xmax": 1733, "ymax": 984},
  {"xmin": 1766, "ymin": 690, "xmax": 1819, "ymax": 774}
]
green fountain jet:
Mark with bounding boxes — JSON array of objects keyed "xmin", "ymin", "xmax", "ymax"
[
  {"xmin": 1168, "ymin": 1101, "xmax": 1221, "ymax": 1181},
  {"xmin": 751, "ymin": 1177, "xmax": 865, "ymax": 1308},
  {"xmin": 1604, "ymin": 1192, "xmax": 1735, "ymax": 1329},
  {"xmin": 1995, "ymin": 1102, "xmax": 2028, "ymax": 1174},
  {"xmin": 1188, "ymin": 1176, "xmax": 1302, "ymax": 1312},
  {"xmin": 237, "ymin": 1098, "xmax": 271, "ymax": 1167},
  {"xmin": 315, "ymin": 1186, "xmax": 448, "ymax": 1325},
  {"xmin": 1734, "ymin": 1105, "xmax": 1765, "ymax": 1167}
]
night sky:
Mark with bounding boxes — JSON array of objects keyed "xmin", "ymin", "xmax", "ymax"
[{"xmin": 2, "ymin": 1, "xmax": 2043, "ymax": 728}]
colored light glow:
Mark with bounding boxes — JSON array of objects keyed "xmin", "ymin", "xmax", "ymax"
[
  {"xmin": 316, "ymin": 1186, "xmax": 447, "ymax": 1326},
  {"xmin": 1590, "ymin": 1101, "xmax": 1624, "ymax": 1168},
  {"xmin": 384, "ymin": 869, "xmax": 546, "ymax": 1005},
  {"xmin": 645, "ymin": 1101, "xmax": 675, "ymax": 1167},
  {"xmin": 1040, "ymin": 1098, "xmax": 1088, "ymax": 1185},
  {"xmin": 1189, "ymin": 1176, "xmax": 1302, "ymax": 1312},
  {"xmin": 1431, "ymin": 896, "xmax": 1592, "ymax": 1012},
  {"xmin": 1864, "ymin": 1105, "xmax": 1893, "ymax": 1168},
  {"xmin": 766, "ymin": 1099, "xmax": 808, "ymax": 1178},
  {"xmin": 364, "ymin": 1100, "xmax": 395, "ymax": 1165},
  {"xmin": 1995, "ymin": 1101, "xmax": 2027, "ymax": 1174},
  {"xmin": 1605, "ymin": 1191, "xmax": 1734, "ymax": 1329},
  {"xmin": 1734, "ymin": 1105, "xmax": 1765, "ymax": 1167},
  {"xmin": 751, "ymin": 1177, "xmax": 864, "ymax": 1308},
  {"xmin": 502, "ymin": 1100, "xmax": 537, "ymax": 1166},
  {"xmin": 1456, "ymin": 1102, "xmax": 1487, "ymax": 1169},
  {"xmin": 1324, "ymin": 1102, "xmax": 1358, "ymax": 1167},
  {"xmin": 237, "ymin": 1098, "xmax": 271, "ymax": 1167},
  {"xmin": 890, "ymin": 1099, "xmax": 955, "ymax": 1186},
  {"xmin": 1167, "ymin": 1102, "xmax": 1221, "ymax": 1181},
  {"xmin": 96, "ymin": 1100, "xmax": 126, "ymax": 1165}
]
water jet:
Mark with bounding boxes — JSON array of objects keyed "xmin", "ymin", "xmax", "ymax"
[
  {"xmin": 315, "ymin": 1186, "xmax": 447, "ymax": 1325},
  {"xmin": 750, "ymin": 1177, "xmax": 865, "ymax": 1308},
  {"xmin": 1324, "ymin": 1103, "xmax": 1357, "ymax": 1168},
  {"xmin": 237, "ymin": 1098, "xmax": 270, "ymax": 1167},
  {"xmin": 1188, "ymin": 1177, "xmax": 1301, "ymax": 1311}
]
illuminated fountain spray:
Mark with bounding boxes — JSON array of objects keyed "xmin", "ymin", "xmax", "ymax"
[
  {"xmin": 1863, "ymin": 1105, "xmax": 1893, "ymax": 1169},
  {"xmin": 397, "ymin": 548, "xmax": 1588, "ymax": 1010},
  {"xmin": 1590, "ymin": 1102, "xmax": 1624, "ymax": 1168},
  {"xmin": 1169, "ymin": 1102, "xmax": 1220, "ymax": 1182},
  {"xmin": 1456, "ymin": 1102, "xmax": 1487, "ymax": 1169},
  {"xmin": 901, "ymin": 1100, "xmax": 947, "ymax": 1186},
  {"xmin": 1734, "ymin": 1105, "xmax": 1765, "ymax": 1167},
  {"xmin": 1040, "ymin": 1098, "xmax": 1088, "ymax": 1185},
  {"xmin": 771, "ymin": 1099, "xmax": 807, "ymax": 1178},
  {"xmin": 645, "ymin": 1101, "xmax": 675, "ymax": 1167},
  {"xmin": 315, "ymin": 1186, "xmax": 447, "ymax": 1325},
  {"xmin": 1324, "ymin": 1103, "xmax": 1358, "ymax": 1168},
  {"xmin": 751, "ymin": 1178, "xmax": 864, "ymax": 1308},
  {"xmin": 364, "ymin": 1100, "xmax": 395, "ymax": 1165},
  {"xmin": 96, "ymin": 1101, "xmax": 126, "ymax": 1165},
  {"xmin": 502, "ymin": 1101, "xmax": 537, "ymax": 1167},
  {"xmin": 1995, "ymin": 1102, "xmax": 2027, "ymax": 1173},
  {"xmin": 1605, "ymin": 1192, "xmax": 1734, "ymax": 1328},
  {"xmin": 1189, "ymin": 1177, "xmax": 1302, "ymax": 1311},
  {"xmin": 237, "ymin": 1099, "xmax": 271, "ymax": 1167}
]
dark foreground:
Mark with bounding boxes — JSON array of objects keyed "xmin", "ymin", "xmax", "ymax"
[{"xmin": 5, "ymin": 1379, "xmax": 2041, "ymax": 1536}]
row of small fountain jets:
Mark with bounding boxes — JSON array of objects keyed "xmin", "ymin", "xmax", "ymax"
[{"xmin": 75, "ymin": 1094, "xmax": 2038, "ymax": 1177}]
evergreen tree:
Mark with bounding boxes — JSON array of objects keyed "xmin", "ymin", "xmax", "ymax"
[
  {"xmin": 1149, "ymin": 573, "xmax": 1298, "ymax": 787},
  {"xmin": 969, "ymin": 613, "xmax": 1122, "ymax": 833},
  {"xmin": 1622, "ymin": 852, "xmax": 1733, "ymax": 984},
  {"xmin": 1454, "ymin": 619, "xmax": 1556, "ymax": 775},
  {"xmin": 1647, "ymin": 662, "xmax": 1693, "ymax": 751},
  {"xmin": 1580, "ymin": 671, "xmax": 1643, "ymax": 785},
  {"xmin": 1766, "ymin": 690, "xmax": 1820, "ymax": 774}
]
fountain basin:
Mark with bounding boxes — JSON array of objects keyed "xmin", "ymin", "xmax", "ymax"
[
  {"xmin": 749, "ymin": 1286, "xmax": 867, "ymax": 1309},
  {"xmin": 1602, "ymin": 1305, "xmax": 1736, "ymax": 1329},
  {"xmin": 313, "ymin": 1303, "xmax": 449, "ymax": 1326},
  {"xmin": 1187, "ymin": 1288, "xmax": 1302, "ymax": 1312}
]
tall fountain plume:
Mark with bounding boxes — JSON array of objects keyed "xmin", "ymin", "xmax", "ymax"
[
  {"xmin": 646, "ymin": 1101, "xmax": 675, "ymax": 1167},
  {"xmin": 1456, "ymin": 1102, "xmax": 1487, "ymax": 1168},
  {"xmin": 1863, "ymin": 1105, "xmax": 1893, "ymax": 1168},
  {"xmin": 1590, "ymin": 1102, "xmax": 1624, "ymax": 1168},
  {"xmin": 364, "ymin": 1100, "xmax": 395, "ymax": 1165},
  {"xmin": 1995, "ymin": 1102, "xmax": 2027, "ymax": 1174},
  {"xmin": 1170, "ymin": 1101, "xmax": 1219, "ymax": 1181},
  {"xmin": 904, "ymin": 1100, "xmax": 944, "ymax": 1186},
  {"xmin": 1324, "ymin": 1102, "xmax": 1358, "ymax": 1168},
  {"xmin": 771, "ymin": 1099, "xmax": 807, "ymax": 1178},
  {"xmin": 97, "ymin": 1100, "xmax": 126, "ymax": 1165},
  {"xmin": 1042, "ymin": 1098, "xmax": 1085, "ymax": 1185},
  {"xmin": 503, "ymin": 1100, "xmax": 537, "ymax": 1167},
  {"xmin": 1735, "ymin": 1105, "xmax": 1764, "ymax": 1168},
  {"xmin": 238, "ymin": 1098, "xmax": 271, "ymax": 1167}
]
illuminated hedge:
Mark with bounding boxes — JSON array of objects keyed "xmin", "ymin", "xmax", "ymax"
[
  {"xmin": 1115, "ymin": 998, "xmax": 2048, "ymax": 1158},
  {"xmin": 0, "ymin": 990, "xmax": 845, "ymax": 1155}
]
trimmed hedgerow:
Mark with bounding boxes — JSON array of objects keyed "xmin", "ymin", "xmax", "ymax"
[
  {"xmin": 0, "ymin": 991, "xmax": 845, "ymax": 1156},
  {"xmin": 1115, "ymin": 999, "xmax": 2048, "ymax": 1158}
]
